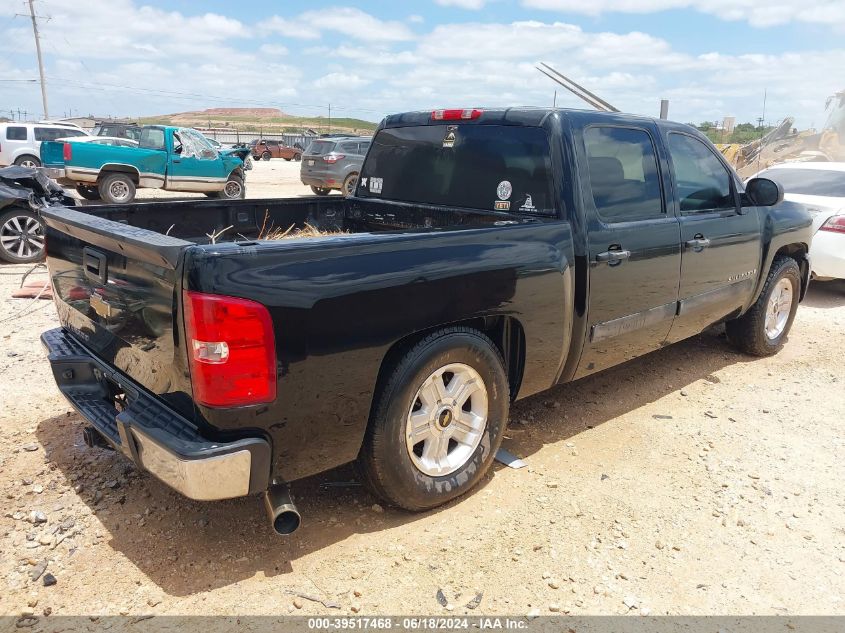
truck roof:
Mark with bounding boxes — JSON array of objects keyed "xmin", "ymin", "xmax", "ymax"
[{"xmin": 382, "ymin": 106, "xmax": 664, "ymax": 129}]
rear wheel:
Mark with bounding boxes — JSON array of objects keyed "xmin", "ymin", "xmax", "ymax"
[
  {"xmin": 293, "ymin": 153, "xmax": 302, "ymax": 162},
  {"xmin": 75, "ymin": 185, "xmax": 101, "ymax": 201},
  {"xmin": 0, "ymin": 208, "xmax": 45, "ymax": 263},
  {"xmin": 358, "ymin": 328, "xmax": 509, "ymax": 511},
  {"xmin": 14, "ymin": 155, "xmax": 41, "ymax": 168},
  {"xmin": 726, "ymin": 256, "xmax": 801, "ymax": 356},
  {"xmin": 343, "ymin": 172, "xmax": 359, "ymax": 197},
  {"xmin": 98, "ymin": 173, "xmax": 136, "ymax": 205},
  {"xmin": 262, "ymin": 151, "xmax": 272, "ymax": 161},
  {"xmin": 310, "ymin": 185, "xmax": 331, "ymax": 196}
]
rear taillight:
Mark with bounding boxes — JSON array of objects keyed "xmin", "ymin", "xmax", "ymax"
[
  {"xmin": 322, "ymin": 153, "xmax": 345, "ymax": 164},
  {"xmin": 62, "ymin": 142, "xmax": 72, "ymax": 161},
  {"xmin": 182, "ymin": 290, "xmax": 276, "ymax": 408},
  {"xmin": 819, "ymin": 214, "xmax": 845, "ymax": 234},
  {"xmin": 431, "ymin": 108, "xmax": 482, "ymax": 121}
]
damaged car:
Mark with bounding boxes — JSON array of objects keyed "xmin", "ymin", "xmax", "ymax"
[{"xmin": 0, "ymin": 165, "xmax": 76, "ymax": 263}]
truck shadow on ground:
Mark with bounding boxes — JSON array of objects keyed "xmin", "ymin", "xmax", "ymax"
[
  {"xmin": 801, "ymin": 279, "xmax": 845, "ymax": 309},
  {"xmin": 36, "ymin": 326, "xmax": 757, "ymax": 597}
]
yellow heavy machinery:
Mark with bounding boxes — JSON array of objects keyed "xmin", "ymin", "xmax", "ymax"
[{"xmin": 718, "ymin": 90, "xmax": 845, "ymax": 178}]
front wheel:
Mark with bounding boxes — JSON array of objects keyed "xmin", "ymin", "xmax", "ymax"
[
  {"xmin": 75, "ymin": 185, "xmax": 101, "ymax": 201},
  {"xmin": 211, "ymin": 173, "xmax": 245, "ymax": 199},
  {"xmin": 99, "ymin": 173, "xmax": 136, "ymax": 205},
  {"xmin": 726, "ymin": 256, "xmax": 801, "ymax": 356},
  {"xmin": 358, "ymin": 327, "xmax": 509, "ymax": 511},
  {"xmin": 293, "ymin": 153, "xmax": 301, "ymax": 162},
  {"xmin": 0, "ymin": 208, "xmax": 45, "ymax": 263},
  {"xmin": 262, "ymin": 151, "xmax": 272, "ymax": 161}
]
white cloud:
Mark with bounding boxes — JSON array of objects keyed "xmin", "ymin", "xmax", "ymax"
[
  {"xmin": 522, "ymin": 0, "xmax": 845, "ymax": 29},
  {"xmin": 0, "ymin": 0, "xmax": 249, "ymax": 60},
  {"xmin": 419, "ymin": 21, "xmax": 583, "ymax": 59},
  {"xmin": 260, "ymin": 44, "xmax": 290, "ymax": 56},
  {"xmin": 312, "ymin": 72, "xmax": 371, "ymax": 90},
  {"xmin": 260, "ymin": 16, "xmax": 321, "ymax": 40},
  {"xmin": 408, "ymin": 15, "xmax": 425, "ymax": 23},
  {"xmin": 262, "ymin": 7, "xmax": 414, "ymax": 43},
  {"xmin": 435, "ymin": 0, "xmax": 488, "ymax": 9}
]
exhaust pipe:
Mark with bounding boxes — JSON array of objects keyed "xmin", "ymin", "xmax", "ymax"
[{"xmin": 264, "ymin": 484, "xmax": 301, "ymax": 535}]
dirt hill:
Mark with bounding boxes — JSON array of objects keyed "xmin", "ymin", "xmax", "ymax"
[{"xmin": 141, "ymin": 107, "xmax": 377, "ymax": 135}]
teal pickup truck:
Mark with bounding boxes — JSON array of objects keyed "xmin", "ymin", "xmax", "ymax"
[{"xmin": 41, "ymin": 126, "xmax": 248, "ymax": 204}]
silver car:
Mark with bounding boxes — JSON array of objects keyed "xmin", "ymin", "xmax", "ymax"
[{"xmin": 300, "ymin": 137, "xmax": 371, "ymax": 196}]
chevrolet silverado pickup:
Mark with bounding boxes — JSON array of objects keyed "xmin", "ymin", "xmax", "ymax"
[
  {"xmin": 40, "ymin": 107, "xmax": 812, "ymax": 534},
  {"xmin": 40, "ymin": 125, "xmax": 248, "ymax": 204}
]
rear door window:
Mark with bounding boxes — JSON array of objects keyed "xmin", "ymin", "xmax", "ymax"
[
  {"xmin": 6, "ymin": 126, "xmax": 27, "ymax": 141},
  {"xmin": 584, "ymin": 126, "xmax": 664, "ymax": 223},
  {"xmin": 359, "ymin": 124, "xmax": 554, "ymax": 215}
]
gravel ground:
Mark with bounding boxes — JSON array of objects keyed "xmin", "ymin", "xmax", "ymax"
[{"xmin": 1, "ymin": 171, "xmax": 845, "ymax": 618}]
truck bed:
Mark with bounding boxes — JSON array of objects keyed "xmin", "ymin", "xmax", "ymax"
[
  {"xmin": 41, "ymin": 195, "xmax": 570, "ymax": 481},
  {"xmin": 63, "ymin": 194, "xmax": 535, "ymax": 244}
]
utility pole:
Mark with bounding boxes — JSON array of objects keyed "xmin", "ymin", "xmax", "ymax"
[
  {"xmin": 27, "ymin": 0, "xmax": 49, "ymax": 119},
  {"xmin": 328, "ymin": 103, "xmax": 331, "ymax": 134}
]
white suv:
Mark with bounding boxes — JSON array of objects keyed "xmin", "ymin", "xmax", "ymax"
[{"xmin": 0, "ymin": 121, "xmax": 89, "ymax": 168}]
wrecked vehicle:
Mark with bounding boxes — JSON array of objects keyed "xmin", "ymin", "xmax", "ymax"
[
  {"xmin": 40, "ymin": 125, "xmax": 247, "ymax": 204},
  {"xmin": 39, "ymin": 107, "xmax": 812, "ymax": 533},
  {"xmin": 0, "ymin": 165, "xmax": 75, "ymax": 263}
]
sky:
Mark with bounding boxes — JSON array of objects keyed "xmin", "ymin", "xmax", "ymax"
[{"xmin": 0, "ymin": 0, "xmax": 843, "ymax": 129}]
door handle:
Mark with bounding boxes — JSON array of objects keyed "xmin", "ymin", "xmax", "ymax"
[
  {"xmin": 172, "ymin": 158, "xmax": 181, "ymax": 163},
  {"xmin": 595, "ymin": 249, "xmax": 631, "ymax": 264},
  {"xmin": 685, "ymin": 237, "xmax": 711, "ymax": 250}
]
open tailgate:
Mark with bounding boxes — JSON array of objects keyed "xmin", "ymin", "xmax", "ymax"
[{"xmin": 40, "ymin": 206, "xmax": 195, "ymax": 417}]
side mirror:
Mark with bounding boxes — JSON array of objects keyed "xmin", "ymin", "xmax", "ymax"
[{"xmin": 744, "ymin": 177, "xmax": 784, "ymax": 207}]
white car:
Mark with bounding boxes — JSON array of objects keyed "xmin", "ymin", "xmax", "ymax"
[
  {"xmin": 753, "ymin": 162, "xmax": 845, "ymax": 283},
  {"xmin": 0, "ymin": 121, "xmax": 89, "ymax": 167}
]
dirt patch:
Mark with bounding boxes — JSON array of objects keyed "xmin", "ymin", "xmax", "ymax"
[{"xmin": 1, "ymin": 250, "xmax": 844, "ymax": 618}]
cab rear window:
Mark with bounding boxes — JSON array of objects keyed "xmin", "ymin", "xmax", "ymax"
[{"xmin": 358, "ymin": 124, "xmax": 554, "ymax": 215}]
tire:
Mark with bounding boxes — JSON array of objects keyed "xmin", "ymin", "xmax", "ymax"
[
  {"xmin": 310, "ymin": 186, "xmax": 331, "ymax": 196},
  {"xmin": 14, "ymin": 155, "xmax": 41, "ymax": 168},
  {"xmin": 726, "ymin": 256, "xmax": 801, "ymax": 356},
  {"xmin": 358, "ymin": 327, "xmax": 509, "ymax": 511},
  {"xmin": 217, "ymin": 173, "xmax": 245, "ymax": 199},
  {"xmin": 75, "ymin": 185, "xmax": 101, "ymax": 201},
  {"xmin": 293, "ymin": 153, "xmax": 301, "ymax": 162},
  {"xmin": 0, "ymin": 208, "xmax": 45, "ymax": 263},
  {"xmin": 98, "ymin": 173, "xmax": 136, "ymax": 205},
  {"xmin": 262, "ymin": 151, "xmax": 272, "ymax": 161},
  {"xmin": 343, "ymin": 172, "xmax": 359, "ymax": 197}
]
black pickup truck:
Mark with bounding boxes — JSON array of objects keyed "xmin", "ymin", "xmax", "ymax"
[{"xmin": 40, "ymin": 107, "xmax": 812, "ymax": 534}]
